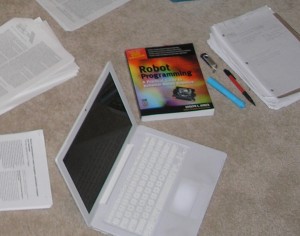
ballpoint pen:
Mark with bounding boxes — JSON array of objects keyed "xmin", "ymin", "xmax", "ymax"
[{"xmin": 223, "ymin": 69, "xmax": 256, "ymax": 106}]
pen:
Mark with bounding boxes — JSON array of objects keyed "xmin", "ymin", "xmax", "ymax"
[
  {"xmin": 207, "ymin": 77, "xmax": 246, "ymax": 109},
  {"xmin": 223, "ymin": 69, "xmax": 256, "ymax": 106}
]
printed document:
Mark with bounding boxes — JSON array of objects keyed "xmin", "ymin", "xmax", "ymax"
[
  {"xmin": 0, "ymin": 130, "xmax": 52, "ymax": 211},
  {"xmin": 0, "ymin": 17, "xmax": 79, "ymax": 115},
  {"xmin": 36, "ymin": 0, "xmax": 131, "ymax": 31}
]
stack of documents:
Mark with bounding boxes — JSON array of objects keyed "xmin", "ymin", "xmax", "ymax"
[
  {"xmin": 0, "ymin": 17, "xmax": 79, "ymax": 115},
  {"xmin": 208, "ymin": 6, "xmax": 300, "ymax": 109},
  {"xmin": 36, "ymin": 0, "xmax": 131, "ymax": 31}
]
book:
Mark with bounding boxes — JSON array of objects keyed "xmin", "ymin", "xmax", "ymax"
[
  {"xmin": 125, "ymin": 43, "xmax": 214, "ymax": 121},
  {"xmin": 0, "ymin": 130, "xmax": 52, "ymax": 211}
]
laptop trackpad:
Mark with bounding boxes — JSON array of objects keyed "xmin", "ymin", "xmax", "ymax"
[{"xmin": 171, "ymin": 178, "xmax": 198, "ymax": 217}]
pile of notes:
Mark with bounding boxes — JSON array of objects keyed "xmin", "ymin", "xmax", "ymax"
[
  {"xmin": 0, "ymin": 18, "xmax": 79, "ymax": 115},
  {"xmin": 208, "ymin": 6, "xmax": 300, "ymax": 109}
]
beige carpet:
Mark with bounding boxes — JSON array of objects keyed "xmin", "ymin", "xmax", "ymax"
[{"xmin": 0, "ymin": 0, "xmax": 299, "ymax": 235}]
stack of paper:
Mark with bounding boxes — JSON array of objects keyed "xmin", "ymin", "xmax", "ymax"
[
  {"xmin": 0, "ymin": 17, "xmax": 79, "ymax": 115},
  {"xmin": 36, "ymin": 0, "xmax": 131, "ymax": 31},
  {"xmin": 208, "ymin": 6, "xmax": 300, "ymax": 109}
]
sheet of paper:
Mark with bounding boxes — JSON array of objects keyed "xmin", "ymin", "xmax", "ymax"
[
  {"xmin": 0, "ymin": 130, "xmax": 52, "ymax": 211},
  {"xmin": 36, "ymin": 0, "xmax": 131, "ymax": 31},
  {"xmin": 1, "ymin": 63, "xmax": 79, "ymax": 115}
]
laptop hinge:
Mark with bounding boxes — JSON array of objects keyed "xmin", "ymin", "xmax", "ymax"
[{"xmin": 99, "ymin": 144, "xmax": 134, "ymax": 205}]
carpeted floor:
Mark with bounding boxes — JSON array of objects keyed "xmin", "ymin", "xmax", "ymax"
[{"xmin": 0, "ymin": 0, "xmax": 299, "ymax": 235}]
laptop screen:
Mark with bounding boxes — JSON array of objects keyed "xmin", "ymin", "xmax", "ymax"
[{"xmin": 63, "ymin": 73, "xmax": 132, "ymax": 213}]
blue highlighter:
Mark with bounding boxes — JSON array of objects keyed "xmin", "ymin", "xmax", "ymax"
[{"xmin": 207, "ymin": 77, "xmax": 246, "ymax": 109}]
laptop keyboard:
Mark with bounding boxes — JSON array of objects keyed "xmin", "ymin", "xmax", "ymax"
[{"xmin": 106, "ymin": 134, "xmax": 188, "ymax": 236}]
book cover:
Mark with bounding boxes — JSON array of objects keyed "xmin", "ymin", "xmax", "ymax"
[{"xmin": 125, "ymin": 43, "xmax": 214, "ymax": 121}]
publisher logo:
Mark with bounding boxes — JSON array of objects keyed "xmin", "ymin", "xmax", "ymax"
[
  {"xmin": 126, "ymin": 48, "xmax": 147, "ymax": 60},
  {"xmin": 142, "ymin": 99, "xmax": 148, "ymax": 107}
]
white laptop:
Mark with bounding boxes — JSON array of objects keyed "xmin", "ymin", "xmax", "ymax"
[{"xmin": 56, "ymin": 62, "xmax": 227, "ymax": 236}]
